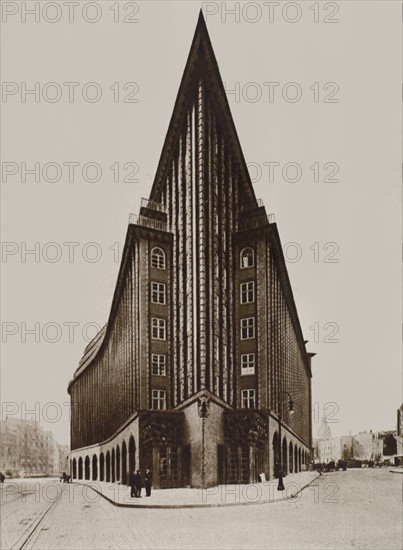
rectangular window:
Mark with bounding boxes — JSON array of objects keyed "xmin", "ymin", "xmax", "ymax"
[
  {"xmin": 240, "ymin": 281, "xmax": 255, "ymax": 304},
  {"xmin": 151, "ymin": 318, "xmax": 166, "ymax": 340},
  {"xmin": 151, "ymin": 282, "xmax": 166, "ymax": 304},
  {"xmin": 241, "ymin": 317, "xmax": 255, "ymax": 340},
  {"xmin": 152, "ymin": 389, "xmax": 166, "ymax": 410},
  {"xmin": 241, "ymin": 353, "xmax": 255, "ymax": 375},
  {"xmin": 151, "ymin": 354, "xmax": 166, "ymax": 376},
  {"xmin": 241, "ymin": 389, "xmax": 256, "ymax": 409}
]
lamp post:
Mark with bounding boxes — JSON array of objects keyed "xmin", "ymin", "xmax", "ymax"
[{"xmin": 277, "ymin": 391, "xmax": 295, "ymax": 491}]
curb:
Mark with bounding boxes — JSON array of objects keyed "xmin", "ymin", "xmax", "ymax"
[
  {"xmin": 73, "ymin": 474, "xmax": 320, "ymax": 509},
  {"xmin": 389, "ymin": 470, "xmax": 403, "ymax": 474}
]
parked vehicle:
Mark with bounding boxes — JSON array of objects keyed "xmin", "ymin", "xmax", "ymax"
[
  {"xmin": 324, "ymin": 461, "xmax": 336, "ymax": 472},
  {"xmin": 336, "ymin": 459, "xmax": 347, "ymax": 471}
]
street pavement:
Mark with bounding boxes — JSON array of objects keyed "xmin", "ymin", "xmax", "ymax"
[
  {"xmin": 75, "ymin": 471, "xmax": 318, "ymax": 507},
  {"xmin": 1, "ymin": 469, "xmax": 401, "ymax": 549}
]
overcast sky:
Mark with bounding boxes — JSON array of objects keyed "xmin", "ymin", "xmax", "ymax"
[{"xmin": 1, "ymin": 2, "xmax": 401, "ymax": 445}]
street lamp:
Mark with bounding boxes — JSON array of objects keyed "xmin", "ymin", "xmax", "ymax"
[{"xmin": 277, "ymin": 391, "xmax": 295, "ymax": 491}]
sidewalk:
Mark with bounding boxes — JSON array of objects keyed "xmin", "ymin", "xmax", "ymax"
[{"xmin": 75, "ymin": 471, "xmax": 319, "ymax": 508}]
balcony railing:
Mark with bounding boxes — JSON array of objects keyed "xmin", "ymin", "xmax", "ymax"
[
  {"xmin": 129, "ymin": 214, "xmax": 167, "ymax": 232},
  {"xmin": 140, "ymin": 198, "xmax": 165, "ymax": 213},
  {"xmin": 267, "ymin": 213, "xmax": 276, "ymax": 224}
]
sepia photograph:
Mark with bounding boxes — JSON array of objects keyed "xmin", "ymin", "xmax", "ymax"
[{"xmin": 1, "ymin": 2, "xmax": 401, "ymax": 549}]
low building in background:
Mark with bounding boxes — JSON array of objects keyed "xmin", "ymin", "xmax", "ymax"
[
  {"xmin": 396, "ymin": 404, "xmax": 403, "ymax": 465},
  {"xmin": 353, "ymin": 431, "xmax": 383, "ymax": 462},
  {"xmin": 0, "ymin": 417, "xmax": 69, "ymax": 478}
]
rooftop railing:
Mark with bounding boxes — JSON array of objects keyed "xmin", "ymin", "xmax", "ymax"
[
  {"xmin": 129, "ymin": 214, "xmax": 167, "ymax": 232},
  {"xmin": 140, "ymin": 198, "xmax": 165, "ymax": 212}
]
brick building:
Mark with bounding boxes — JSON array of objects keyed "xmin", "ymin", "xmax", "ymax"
[{"xmin": 68, "ymin": 13, "xmax": 314, "ymax": 489}]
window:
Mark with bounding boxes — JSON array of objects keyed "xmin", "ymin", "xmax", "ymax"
[
  {"xmin": 151, "ymin": 247, "xmax": 166, "ymax": 269},
  {"xmin": 240, "ymin": 247, "xmax": 254, "ymax": 268},
  {"xmin": 240, "ymin": 281, "xmax": 255, "ymax": 304},
  {"xmin": 241, "ymin": 317, "xmax": 255, "ymax": 339},
  {"xmin": 151, "ymin": 318, "xmax": 166, "ymax": 340},
  {"xmin": 241, "ymin": 389, "xmax": 256, "ymax": 409},
  {"xmin": 151, "ymin": 354, "xmax": 166, "ymax": 376},
  {"xmin": 151, "ymin": 282, "xmax": 166, "ymax": 304},
  {"xmin": 241, "ymin": 353, "xmax": 255, "ymax": 375},
  {"xmin": 152, "ymin": 389, "xmax": 166, "ymax": 410}
]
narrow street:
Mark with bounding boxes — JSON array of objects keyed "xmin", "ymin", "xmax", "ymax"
[{"xmin": 1, "ymin": 469, "xmax": 401, "ymax": 550}]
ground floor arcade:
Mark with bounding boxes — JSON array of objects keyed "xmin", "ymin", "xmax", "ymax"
[{"xmin": 70, "ymin": 392, "xmax": 311, "ymax": 488}]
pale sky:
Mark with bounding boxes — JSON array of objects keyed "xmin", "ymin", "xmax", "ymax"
[{"xmin": 1, "ymin": 2, "xmax": 401, "ymax": 446}]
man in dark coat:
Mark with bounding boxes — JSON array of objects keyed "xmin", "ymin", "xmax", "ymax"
[
  {"xmin": 129, "ymin": 470, "xmax": 137, "ymax": 498},
  {"xmin": 144, "ymin": 468, "xmax": 152, "ymax": 497},
  {"xmin": 134, "ymin": 470, "xmax": 142, "ymax": 498}
]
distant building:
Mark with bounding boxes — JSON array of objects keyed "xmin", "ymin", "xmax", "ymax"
[
  {"xmin": 315, "ymin": 435, "xmax": 354, "ymax": 463},
  {"xmin": 316, "ymin": 415, "xmax": 332, "ymax": 441},
  {"xmin": 0, "ymin": 417, "xmax": 69, "ymax": 477},
  {"xmin": 396, "ymin": 404, "xmax": 403, "ymax": 464},
  {"xmin": 315, "ymin": 431, "xmax": 383, "ymax": 464},
  {"xmin": 353, "ymin": 431, "xmax": 383, "ymax": 462},
  {"xmin": 378, "ymin": 431, "xmax": 397, "ymax": 457}
]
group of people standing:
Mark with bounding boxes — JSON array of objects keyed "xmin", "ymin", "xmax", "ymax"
[{"xmin": 129, "ymin": 468, "xmax": 152, "ymax": 498}]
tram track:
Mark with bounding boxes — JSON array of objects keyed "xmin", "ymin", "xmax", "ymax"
[{"xmin": 7, "ymin": 485, "xmax": 63, "ymax": 550}]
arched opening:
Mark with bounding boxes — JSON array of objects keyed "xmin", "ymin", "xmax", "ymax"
[
  {"xmin": 116, "ymin": 445, "xmax": 121, "ymax": 482},
  {"xmin": 106, "ymin": 451, "xmax": 111, "ymax": 483},
  {"xmin": 151, "ymin": 247, "xmax": 166, "ymax": 269},
  {"xmin": 78, "ymin": 457, "xmax": 83, "ymax": 480},
  {"xmin": 100, "ymin": 453, "xmax": 105, "ymax": 482},
  {"xmin": 129, "ymin": 436, "xmax": 136, "ymax": 477},
  {"xmin": 299, "ymin": 448, "xmax": 302, "ymax": 472},
  {"xmin": 72, "ymin": 458, "xmax": 77, "ymax": 479},
  {"xmin": 294, "ymin": 444, "xmax": 298, "ymax": 473},
  {"xmin": 289, "ymin": 442, "xmax": 294, "ymax": 474},
  {"xmin": 282, "ymin": 437, "xmax": 288, "ymax": 476},
  {"xmin": 111, "ymin": 448, "xmax": 115, "ymax": 483},
  {"xmin": 240, "ymin": 247, "xmax": 255, "ymax": 268},
  {"xmin": 92, "ymin": 455, "xmax": 98, "ymax": 481},
  {"xmin": 84, "ymin": 456, "xmax": 90, "ymax": 480},
  {"xmin": 272, "ymin": 432, "xmax": 280, "ymax": 478},
  {"xmin": 122, "ymin": 441, "xmax": 127, "ymax": 485}
]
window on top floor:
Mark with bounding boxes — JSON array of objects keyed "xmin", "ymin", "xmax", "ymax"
[
  {"xmin": 151, "ymin": 247, "xmax": 166, "ymax": 269},
  {"xmin": 240, "ymin": 247, "xmax": 254, "ymax": 269}
]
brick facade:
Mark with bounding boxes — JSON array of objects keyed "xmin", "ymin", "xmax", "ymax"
[{"xmin": 68, "ymin": 13, "xmax": 314, "ymax": 488}]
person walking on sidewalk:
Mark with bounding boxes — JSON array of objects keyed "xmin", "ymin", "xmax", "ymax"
[
  {"xmin": 144, "ymin": 468, "xmax": 152, "ymax": 497},
  {"xmin": 129, "ymin": 470, "xmax": 137, "ymax": 498},
  {"xmin": 134, "ymin": 470, "xmax": 142, "ymax": 497}
]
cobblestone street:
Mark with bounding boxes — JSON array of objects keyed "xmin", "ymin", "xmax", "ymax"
[{"xmin": 1, "ymin": 469, "xmax": 401, "ymax": 550}]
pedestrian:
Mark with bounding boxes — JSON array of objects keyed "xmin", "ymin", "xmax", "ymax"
[
  {"xmin": 129, "ymin": 470, "xmax": 137, "ymax": 498},
  {"xmin": 134, "ymin": 469, "xmax": 142, "ymax": 498},
  {"xmin": 144, "ymin": 468, "xmax": 152, "ymax": 497}
]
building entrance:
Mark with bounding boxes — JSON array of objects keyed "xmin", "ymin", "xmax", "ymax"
[{"xmin": 157, "ymin": 446, "xmax": 181, "ymax": 488}]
